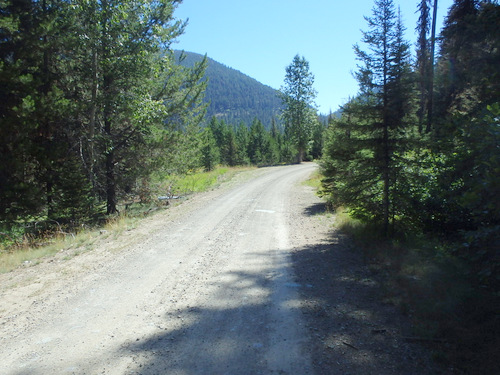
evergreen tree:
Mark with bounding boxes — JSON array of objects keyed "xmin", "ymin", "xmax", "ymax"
[
  {"xmin": 310, "ymin": 117, "xmax": 325, "ymax": 160},
  {"xmin": 224, "ymin": 126, "xmax": 238, "ymax": 167},
  {"xmin": 248, "ymin": 118, "xmax": 268, "ymax": 165},
  {"xmin": 322, "ymin": 0, "xmax": 413, "ymax": 236},
  {"xmin": 0, "ymin": 0, "xmax": 207, "ymax": 229},
  {"xmin": 426, "ymin": 0, "xmax": 439, "ymax": 132},
  {"xmin": 279, "ymin": 55, "xmax": 317, "ymax": 162},
  {"xmin": 0, "ymin": 0, "xmax": 91, "ymax": 223},
  {"xmin": 200, "ymin": 127, "xmax": 219, "ymax": 171},
  {"xmin": 425, "ymin": 0, "xmax": 500, "ymax": 288},
  {"xmin": 415, "ymin": 0, "xmax": 431, "ymax": 133},
  {"xmin": 235, "ymin": 122, "xmax": 250, "ymax": 165}
]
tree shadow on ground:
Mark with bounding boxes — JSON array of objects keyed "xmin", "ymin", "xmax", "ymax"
[
  {"xmin": 302, "ymin": 202, "xmax": 328, "ymax": 216},
  {"xmin": 100, "ymin": 237, "xmax": 444, "ymax": 375},
  {"xmin": 290, "ymin": 228, "xmax": 448, "ymax": 375},
  {"xmin": 112, "ymin": 254, "xmax": 312, "ymax": 374},
  {"xmin": 10, "ymin": 240, "xmax": 445, "ymax": 375}
]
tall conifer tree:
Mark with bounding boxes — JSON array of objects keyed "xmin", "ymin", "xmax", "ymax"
[
  {"xmin": 322, "ymin": 0, "xmax": 413, "ymax": 236},
  {"xmin": 416, "ymin": 0, "xmax": 431, "ymax": 133},
  {"xmin": 279, "ymin": 55, "xmax": 317, "ymax": 162}
]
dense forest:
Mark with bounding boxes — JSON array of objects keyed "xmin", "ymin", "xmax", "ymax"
[
  {"xmin": 0, "ymin": 0, "xmax": 209, "ymax": 225},
  {"xmin": 322, "ymin": 0, "xmax": 499, "ymax": 291},
  {"xmin": 320, "ymin": 0, "xmax": 499, "ymax": 372},
  {"xmin": 175, "ymin": 50, "xmax": 283, "ymax": 128}
]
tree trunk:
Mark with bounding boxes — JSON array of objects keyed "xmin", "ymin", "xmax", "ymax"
[
  {"xmin": 382, "ymin": 28, "xmax": 390, "ymax": 238},
  {"xmin": 103, "ymin": 68, "xmax": 116, "ymax": 215},
  {"xmin": 105, "ymin": 147, "xmax": 116, "ymax": 215},
  {"xmin": 88, "ymin": 47, "xmax": 98, "ymax": 195},
  {"xmin": 426, "ymin": 0, "xmax": 438, "ymax": 133},
  {"xmin": 103, "ymin": 84, "xmax": 116, "ymax": 215}
]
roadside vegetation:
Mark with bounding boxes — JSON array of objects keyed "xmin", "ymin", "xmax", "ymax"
[
  {"xmin": 331, "ymin": 210, "xmax": 498, "ymax": 374},
  {"xmin": 0, "ymin": 166, "xmax": 249, "ymax": 273},
  {"xmin": 0, "ymin": 0, "xmax": 322, "ymax": 260},
  {"xmin": 317, "ymin": 1, "xmax": 499, "ymax": 373}
]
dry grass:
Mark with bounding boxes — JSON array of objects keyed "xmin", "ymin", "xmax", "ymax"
[{"xmin": 1, "ymin": 233, "xmax": 74, "ymax": 273}]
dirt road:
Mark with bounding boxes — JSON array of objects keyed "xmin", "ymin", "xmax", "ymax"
[{"xmin": 0, "ymin": 164, "xmax": 440, "ymax": 375}]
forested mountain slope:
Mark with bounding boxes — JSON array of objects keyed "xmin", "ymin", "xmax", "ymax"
[{"xmin": 174, "ymin": 51, "xmax": 283, "ymax": 128}]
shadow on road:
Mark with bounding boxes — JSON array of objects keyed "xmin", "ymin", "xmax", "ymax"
[
  {"xmin": 302, "ymin": 202, "xmax": 328, "ymax": 217},
  {"xmin": 106, "ymin": 238, "xmax": 439, "ymax": 374},
  {"xmin": 290, "ymin": 213, "xmax": 441, "ymax": 374},
  {"xmin": 117, "ymin": 252, "xmax": 311, "ymax": 374}
]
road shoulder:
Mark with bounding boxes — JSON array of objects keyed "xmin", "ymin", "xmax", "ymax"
[{"xmin": 287, "ymin": 182, "xmax": 445, "ymax": 375}]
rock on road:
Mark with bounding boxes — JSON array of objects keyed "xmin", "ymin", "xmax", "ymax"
[{"xmin": 1, "ymin": 163, "xmax": 318, "ymax": 374}]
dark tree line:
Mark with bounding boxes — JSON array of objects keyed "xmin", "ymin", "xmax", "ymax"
[
  {"xmin": 200, "ymin": 115, "xmax": 323, "ymax": 171},
  {"xmin": 174, "ymin": 50, "xmax": 284, "ymax": 128}
]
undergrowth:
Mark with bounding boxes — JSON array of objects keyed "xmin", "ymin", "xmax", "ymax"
[
  {"xmin": 302, "ymin": 168, "xmax": 322, "ymax": 189},
  {"xmin": 334, "ymin": 208, "xmax": 499, "ymax": 375},
  {"xmin": 0, "ymin": 166, "xmax": 244, "ymax": 274},
  {"xmin": 170, "ymin": 167, "xmax": 230, "ymax": 194}
]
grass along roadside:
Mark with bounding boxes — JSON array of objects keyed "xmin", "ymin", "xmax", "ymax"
[
  {"xmin": 301, "ymin": 167, "xmax": 322, "ymax": 190},
  {"xmin": 0, "ymin": 166, "xmax": 253, "ymax": 274},
  {"xmin": 0, "ymin": 215, "xmax": 138, "ymax": 274}
]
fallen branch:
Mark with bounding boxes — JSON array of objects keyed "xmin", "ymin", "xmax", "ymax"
[{"xmin": 342, "ymin": 341, "xmax": 359, "ymax": 350}]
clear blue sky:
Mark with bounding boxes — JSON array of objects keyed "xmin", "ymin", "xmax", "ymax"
[{"xmin": 173, "ymin": 0, "xmax": 454, "ymax": 114}]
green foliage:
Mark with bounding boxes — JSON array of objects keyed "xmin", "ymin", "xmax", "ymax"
[
  {"xmin": 248, "ymin": 118, "xmax": 273, "ymax": 165},
  {"xmin": 201, "ymin": 116, "xmax": 296, "ymax": 168},
  {"xmin": 321, "ymin": 0, "xmax": 499, "ymax": 285},
  {"xmin": 170, "ymin": 167, "xmax": 230, "ymax": 195},
  {"xmin": 322, "ymin": 1, "xmax": 414, "ymax": 236},
  {"xmin": 279, "ymin": 55, "xmax": 318, "ymax": 162},
  {"xmin": 200, "ymin": 127, "xmax": 220, "ymax": 172},
  {"xmin": 0, "ymin": 0, "xmax": 207, "ymax": 238},
  {"xmin": 426, "ymin": 0, "xmax": 500, "ymax": 292},
  {"xmin": 320, "ymin": 6, "xmax": 500, "ymax": 370}
]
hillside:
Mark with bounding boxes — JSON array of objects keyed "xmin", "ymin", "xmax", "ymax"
[{"xmin": 175, "ymin": 51, "xmax": 283, "ymax": 128}]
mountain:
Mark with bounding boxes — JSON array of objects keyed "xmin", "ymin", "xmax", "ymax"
[{"xmin": 174, "ymin": 51, "xmax": 283, "ymax": 128}]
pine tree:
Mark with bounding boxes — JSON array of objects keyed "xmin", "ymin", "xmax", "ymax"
[
  {"xmin": 426, "ymin": 1, "xmax": 500, "ymax": 289},
  {"xmin": 235, "ymin": 122, "xmax": 250, "ymax": 165},
  {"xmin": 0, "ymin": 0, "xmax": 207, "ymax": 228},
  {"xmin": 322, "ymin": 0, "xmax": 413, "ymax": 236},
  {"xmin": 0, "ymin": 0, "xmax": 90, "ymax": 223},
  {"xmin": 416, "ymin": 0, "xmax": 431, "ymax": 133},
  {"xmin": 248, "ymin": 118, "xmax": 268, "ymax": 165},
  {"xmin": 279, "ymin": 55, "xmax": 317, "ymax": 162},
  {"xmin": 310, "ymin": 117, "xmax": 325, "ymax": 160},
  {"xmin": 200, "ymin": 128, "xmax": 219, "ymax": 172},
  {"xmin": 73, "ymin": 0, "xmax": 193, "ymax": 214}
]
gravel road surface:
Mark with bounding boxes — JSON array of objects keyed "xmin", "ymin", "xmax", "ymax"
[
  {"xmin": 0, "ymin": 163, "xmax": 442, "ymax": 375},
  {"xmin": 1, "ymin": 164, "xmax": 317, "ymax": 374}
]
